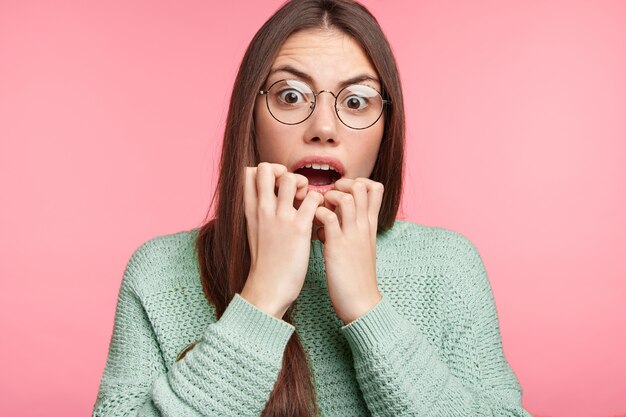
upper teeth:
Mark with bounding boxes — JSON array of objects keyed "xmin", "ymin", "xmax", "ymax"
[{"xmin": 302, "ymin": 163, "xmax": 338, "ymax": 172}]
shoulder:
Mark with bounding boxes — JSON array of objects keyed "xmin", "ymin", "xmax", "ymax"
[
  {"xmin": 121, "ymin": 227, "xmax": 201, "ymax": 296},
  {"xmin": 129, "ymin": 227, "xmax": 199, "ymax": 261},
  {"xmin": 389, "ymin": 220, "xmax": 487, "ymax": 283},
  {"xmin": 394, "ymin": 220, "xmax": 494, "ymax": 311},
  {"xmin": 388, "ymin": 219, "xmax": 481, "ymax": 260}
]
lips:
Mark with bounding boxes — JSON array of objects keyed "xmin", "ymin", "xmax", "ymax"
[
  {"xmin": 306, "ymin": 183, "xmax": 336, "ymax": 195},
  {"xmin": 291, "ymin": 155, "xmax": 344, "ymax": 188},
  {"xmin": 291, "ymin": 155, "xmax": 345, "ymax": 176}
]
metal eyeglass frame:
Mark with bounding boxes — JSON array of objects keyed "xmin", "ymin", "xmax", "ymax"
[{"xmin": 258, "ymin": 78, "xmax": 392, "ymax": 130}]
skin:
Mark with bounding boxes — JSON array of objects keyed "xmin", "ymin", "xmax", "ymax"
[
  {"xmin": 242, "ymin": 28, "xmax": 386, "ymax": 324},
  {"xmin": 254, "ymin": 28, "xmax": 384, "ymax": 213}
]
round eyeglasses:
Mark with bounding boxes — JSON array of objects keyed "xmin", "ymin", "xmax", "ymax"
[{"xmin": 258, "ymin": 79, "xmax": 391, "ymax": 130}]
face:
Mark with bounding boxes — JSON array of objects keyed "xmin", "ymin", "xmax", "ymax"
[{"xmin": 253, "ymin": 28, "xmax": 385, "ymax": 191}]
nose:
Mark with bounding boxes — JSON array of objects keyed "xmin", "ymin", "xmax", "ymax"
[{"xmin": 304, "ymin": 91, "xmax": 339, "ymax": 144}]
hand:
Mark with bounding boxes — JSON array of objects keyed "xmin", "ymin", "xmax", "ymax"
[
  {"xmin": 313, "ymin": 177, "xmax": 385, "ymax": 324},
  {"xmin": 240, "ymin": 162, "xmax": 324, "ymax": 319}
]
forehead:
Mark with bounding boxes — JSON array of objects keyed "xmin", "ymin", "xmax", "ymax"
[{"xmin": 268, "ymin": 28, "xmax": 379, "ymax": 88}]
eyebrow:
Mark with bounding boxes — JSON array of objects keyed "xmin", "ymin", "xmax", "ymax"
[{"xmin": 268, "ymin": 65, "xmax": 381, "ymax": 89}]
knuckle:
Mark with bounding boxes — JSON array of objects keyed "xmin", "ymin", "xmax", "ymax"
[
  {"xmin": 353, "ymin": 182, "xmax": 367, "ymax": 192},
  {"xmin": 326, "ymin": 212, "xmax": 339, "ymax": 223},
  {"xmin": 365, "ymin": 179, "xmax": 383, "ymax": 191},
  {"xmin": 283, "ymin": 173, "xmax": 297, "ymax": 184},
  {"xmin": 310, "ymin": 192, "xmax": 324, "ymax": 205},
  {"xmin": 340, "ymin": 194, "xmax": 354, "ymax": 205},
  {"xmin": 272, "ymin": 163, "xmax": 287, "ymax": 175}
]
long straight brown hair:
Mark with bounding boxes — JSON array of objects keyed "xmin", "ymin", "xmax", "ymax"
[{"xmin": 195, "ymin": 0, "xmax": 405, "ymax": 415}]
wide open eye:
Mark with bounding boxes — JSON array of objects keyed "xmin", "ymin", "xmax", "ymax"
[
  {"xmin": 342, "ymin": 94, "xmax": 369, "ymax": 110},
  {"xmin": 338, "ymin": 84, "xmax": 381, "ymax": 113},
  {"xmin": 277, "ymin": 88, "xmax": 306, "ymax": 105},
  {"xmin": 270, "ymin": 79, "xmax": 313, "ymax": 108}
]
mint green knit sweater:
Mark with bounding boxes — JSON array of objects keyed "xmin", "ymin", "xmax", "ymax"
[{"xmin": 92, "ymin": 220, "xmax": 531, "ymax": 416}]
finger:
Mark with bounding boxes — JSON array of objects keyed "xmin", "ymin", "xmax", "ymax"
[
  {"xmin": 354, "ymin": 178, "xmax": 384, "ymax": 229},
  {"xmin": 333, "ymin": 178, "xmax": 368, "ymax": 229},
  {"xmin": 244, "ymin": 166, "xmax": 258, "ymax": 253},
  {"xmin": 292, "ymin": 176, "xmax": 310, "ymax": 210},
  {"xmin": 291, "ymin": 173, "xmax": 309, "ymax": 202},
  {"xmin": 295, "ymin": 190, "xmax": 324, "ymax": 224},
  {"xmin": 321, "ymin": 194, "xmax": 337, "ymax": 214},
  {"xmin": 256, "ymin": 162, "xmax": 286, "ymax": 214},
  {"xmin": 269, "ymin": 163, "xmax": 290, "ymax": 195},
  {"xmin": 352, "ymin": 178, "xmax": 384, "ymax": 239},
  {"xmin": 314, "ymin": 205, "xmax": 341, "ymax": 241},
  {"xmin": 276, "ymin": 172, "xmax": 298, "ymax": 216},
  {"xmin": 322, "ymin": 189, "xmax": 356, "ymax": 232},
  {"xmin": 313, "ymin": 209, "xmax": 324, "ymax": 227},
  {"xmin": 281, "ymin": 172, "xmax": 309, "ymax": 210}
]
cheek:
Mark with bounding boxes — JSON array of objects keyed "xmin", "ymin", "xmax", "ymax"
[
  {"xmin": 254, "ymin": 107, "xmax": 293, "ymax": 163},
  {"xmin": 367, "ymin": 125, "xmax": 384, "ymax": 158},
  {"xmin": 359, "ymin": 126, "xmax": 384, "ymax": 177}
]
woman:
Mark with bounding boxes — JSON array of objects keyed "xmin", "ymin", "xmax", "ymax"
[{"xmin": 93, "ymin": 0, "xmax": 532, "ymax": 416}]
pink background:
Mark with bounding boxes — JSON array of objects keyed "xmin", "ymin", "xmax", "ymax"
[{"xmin": 1, "ymin": 1, "xmax": 625, "ymax": 416}]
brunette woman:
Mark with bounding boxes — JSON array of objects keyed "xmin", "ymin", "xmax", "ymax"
[{"xmin": 93, "ymin": 1, "xmax": 531, "ymax": 416}]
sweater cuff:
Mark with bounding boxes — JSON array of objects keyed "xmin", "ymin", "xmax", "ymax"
[
  {"xmin": 340, "ymin": 296, "xmax": 410, "ymax": 357},
  {"xmin": 208, "ymin": 293, "xmax": 295, "ymax": 362}
]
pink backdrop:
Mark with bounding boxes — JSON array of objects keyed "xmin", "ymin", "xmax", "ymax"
[{"xmin": 1, "ymin": 1, "xmax": 625, "ymax": 416}]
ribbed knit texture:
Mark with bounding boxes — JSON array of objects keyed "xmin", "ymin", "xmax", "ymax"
[{"xmin": 92, "ymin": 220, "xmax": 532, "ymax": 416}]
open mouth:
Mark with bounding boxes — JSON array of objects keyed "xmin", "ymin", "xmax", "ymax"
[{"xmin": 295, "ymin": 166, "xmax": 342, "ymax": 186}]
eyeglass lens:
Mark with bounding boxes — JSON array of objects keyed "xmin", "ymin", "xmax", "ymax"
[{"xmin": 265, "ymin": 79, "xmax": 384, "ymax": 129}]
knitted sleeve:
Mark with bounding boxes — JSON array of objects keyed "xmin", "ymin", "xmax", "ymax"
[
  {"xmin": 339, "ymin": 232, "xmax": 532, "ymax": 417},
  {"xmin": 92, "ymin": 245, "xmax": 295, "ymax": 416}
]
